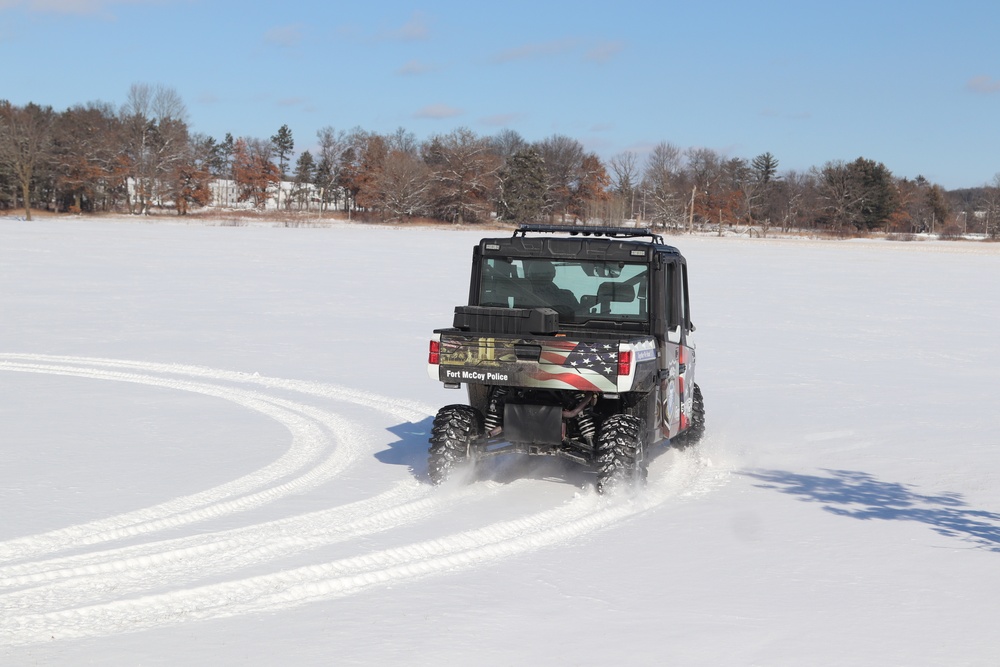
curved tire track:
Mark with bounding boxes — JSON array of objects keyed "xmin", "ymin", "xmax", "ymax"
[
  {"xmin": 0, "ymin": 358, "xmax": 363, "ymax": 562},
  {"xmin": 0, "ymin": 354, "xmax": 729, "ymax": 647}
]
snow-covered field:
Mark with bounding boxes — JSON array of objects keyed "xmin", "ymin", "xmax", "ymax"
[{"xmin": 1, "ymin": 217, "xmax": 999, "ymax": 665}]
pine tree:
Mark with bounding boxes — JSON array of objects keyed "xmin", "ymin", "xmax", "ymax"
[
  {"xmin": 497, "ymin": 147, "xmax": 547, "ymax": 223},
  {"xmin": 292, "ymin": 150, "xmax": 315, "ymax": 209},
  {"xmin": 216, "ymin": 133, "xmax": 234, "ymax": 178},
  {"xmin": 751, "ymin": 152, "xmax": 779, "ymax": 184},
  {"xmin": 270, "ymin": 124, "xmax": 294, "ymax": 178},
  {"xmin": 848, "ymin": 157, "xmax": 898, "ymax": 231},
  {"xmin": 925, "ymin": 184, "xmax": 949, "ymax": 229}
]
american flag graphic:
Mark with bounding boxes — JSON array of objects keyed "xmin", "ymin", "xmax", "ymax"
[{"xmin": 533, "ymin": 341, "xmax": 619, "ymax": 392}]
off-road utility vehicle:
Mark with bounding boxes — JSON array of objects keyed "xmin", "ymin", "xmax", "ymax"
[{"xmin": 427, "ymin": 224, "xmax": 704, "ymax": 492}]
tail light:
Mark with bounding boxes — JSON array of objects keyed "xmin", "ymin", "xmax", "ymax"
[
  {"xmin": 617, "ymin": 350, "xmax": 632, "ymax": 376},
  {"xmin": 428, "ymin": 339, "xmax": 441, "ymax": 365}
]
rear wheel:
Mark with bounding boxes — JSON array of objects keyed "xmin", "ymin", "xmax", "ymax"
[
  {"xmin": 428, "ymin": 405, "xmax": 484, "ymax": 485},
  {"xmin": 671, "ymin": 383, "xmax": 705, "ymax": 450},
  {"xmin": 595, "ymin": 414, "xmax": 647, "ymax": 494}
]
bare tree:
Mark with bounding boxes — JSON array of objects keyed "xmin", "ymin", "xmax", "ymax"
[
  {"xmin": 350, "ymin": 131, "xmax": 388, "ymax": 217},
  {"xmin": 815, "ymin": 161, "xmax": 862, "ymax": 232},
  {"xmin": 386, "ymin": 126, "xmax": 419, "ymax": 156},
  {"xmin": 490, "ymin": 128, "xmax": 527, "ymax": 165},
  {"xmin": 120, "ymin": 83, "xmax": 190, "ymax": 214},
  {"xmin": 571, "ymin": 153, "xmax": 611, "ymax": 223},
  {"xmin": 979, "ymin": 174, "xmax": 1000, "ymax": 239},
  {"xmin": 720, "ymin": 157, "xmax": 756, "ymax": 230},
  {"xmin": 52, "ymin": 101, "xmax": 127, "ymax": 213},
  {"xmin": 423, "ymin": 127, "xmax": 500, "ymax": 224},
  {"xmin": 536, "ymin": 134, "xmax": 584, "ymax": 222},
  {"xmin": 336, "ymin": 127, "xmax": 384, "ymax": 217},
  {"xmin": 168, "ymin": 132, "xmax": 214, "ymax": 215},
  {"xmin": 0, "ymin": 100, "xmax": 55, "ymax": 219},
  {"xmin": 150, "ymin": 86, "xmax": 186, "ymax": 125},
  {"xmin": 771, "ymin": 170, "xmax": 814, "ymax": 233},
  {"xmin": 893, "ymin": 176, "xmax": 946, "ymax": 235},
  {"xmin": 609, "ymin": 151, "xmax": 639, "ymax": 220},
  {"xmin": 815, "ymin": 158, "xmax": 899, "ymax": 233},
  {"xmin": 232, "ymin": 137, "xmax": 279, "ymax": 209},
  {"xmin": 643, "ymin": 142, "xmax": 684, "ymax": 229},
  {"xmin": 376, "ymin": 150, "xmax": 432, "ymax": 220},
  {"xmin": 685, "ymin": 147, "xmax": 747, "ymax": 230},
  {"xmin": 315, "ymin": 126, "xmax": 348, "ymax": 212},
  {"xmin": 338, "ymin": 128, "xmax": 423, "ymax": 220}
]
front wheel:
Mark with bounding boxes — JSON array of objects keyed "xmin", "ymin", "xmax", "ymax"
[
  {"xmin": 595, "ymin": 414, "xmax": 647, "ymax": 494},
  {"xmin": 428, "ymin": 404, "xmax": 484, "ymax": 485}
]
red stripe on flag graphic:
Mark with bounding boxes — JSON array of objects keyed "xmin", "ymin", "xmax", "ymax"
[{"xmin": 531, "ymin": 369, "xmax": 605, "ymax": 392}]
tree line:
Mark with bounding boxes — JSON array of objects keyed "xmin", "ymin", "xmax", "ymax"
[{"xmin": 2, "ymin": 84, "xmax": 999, "ymax": 237}]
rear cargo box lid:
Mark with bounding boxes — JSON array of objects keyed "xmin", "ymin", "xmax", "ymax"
[{"xmin": 452, "ymin": 306, "xmax": 558, "ymax": 336}]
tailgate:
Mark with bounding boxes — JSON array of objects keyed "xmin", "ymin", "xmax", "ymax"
[{"xmin": 431, "ymin": 333, "xmax": 652, "ymax": 393}]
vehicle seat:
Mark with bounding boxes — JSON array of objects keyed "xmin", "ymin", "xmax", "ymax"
[{"xmin": 596, "ymin": 281, "xmax": 634, "ymax": 314}]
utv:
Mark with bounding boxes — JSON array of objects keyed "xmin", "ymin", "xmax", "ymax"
[{"xmin": 427, "ymin": 224, "xmax": 704, "ymax": 493}]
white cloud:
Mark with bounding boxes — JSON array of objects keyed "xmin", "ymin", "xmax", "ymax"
[
  {"xmin": 491, "ymin": 38, "xmax": 624, "ymax": 65},
  {"xmin": 966, "ymin": 75, "xmax": 1000, "ymax": 94},
  {"xmin": 265, "ymin": 24, "xmax": 302, "ymax": 48},
  {"xmin": 413, "ymin": 104, "xmax": 462, "ymax": 119},
  {"xmin": 396, "ymin": 60, "xmax": 436, "ymax": 76},
  {"xmin": 1, "ymin": 0, "xmax": 170, "ymax": 15},
  {"xmin": 382, "ymin": 11, "xmax": 429, "ymax": 41},
  {"xmin": 585, "ymin": 41, "xmax": 624, "ymax": 63},
  {"xmin": 491, "ymin": 39, "xmax": 577, "ymax": 64},
  {"xmin": 760, "ymin": 108, "xmax": 812, "ymax": 120}
]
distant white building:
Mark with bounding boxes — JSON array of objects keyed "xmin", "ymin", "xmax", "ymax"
[{"xmin": 208, "ymin": 179, "xmax": 329, "ymax": 211}]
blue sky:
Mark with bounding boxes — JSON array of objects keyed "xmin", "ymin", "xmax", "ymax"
[{"xmin": 2, "ymin": 0, "xmax": 999, "ymax": 189}]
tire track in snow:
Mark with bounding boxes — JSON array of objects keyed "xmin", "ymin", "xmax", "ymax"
[
  {"xmin": 0, "ymin": 354, "xmax": 730, "ymax": 647},
  {"xmin": 0, "ymin": 360, "xmax": 359, "ymax": 562},
  {"xmin": 0, "ymin": 353, "xmax": 434, "ymax": 424},
  {"xmin": 0, "ymin": 355, "xmax": 437, "ymax": 565},
  {"xmin": 1, "ymin": 454, "xmax": 728, "ymax": 646},
  {"xmin": 0, "ymin": 481, "xmax": 495, "ymax": 615}
]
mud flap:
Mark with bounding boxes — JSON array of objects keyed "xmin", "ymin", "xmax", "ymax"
[{"xmin": 503, "ymin": 403, "xmax": 563, "ymax": 445}]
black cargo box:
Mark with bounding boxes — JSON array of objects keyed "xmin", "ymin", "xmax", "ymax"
[{"xmin": 452, "ymin": 306, "xmax": 558, "ymax": 336}]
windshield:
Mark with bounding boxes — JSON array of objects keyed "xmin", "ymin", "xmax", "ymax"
[{"xmin": 479, "ymin": 257, "xmax": 649, "ymax": 323}]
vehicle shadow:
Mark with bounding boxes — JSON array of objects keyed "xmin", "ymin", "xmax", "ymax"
[
  {"xmin": 375, "ymin": 416, "xmax": 435, "ymax": 481},
  {"xmin": 743, "ymin": 468, "xmax": 1000, "ymax": 552}
]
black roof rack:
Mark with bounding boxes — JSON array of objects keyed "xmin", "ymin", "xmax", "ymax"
[{"xmin": 514, "ymin": 224, "xmax": 664, "ymax": 245}]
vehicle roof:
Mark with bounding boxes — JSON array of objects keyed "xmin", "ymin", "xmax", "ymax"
[{"xmin": 478, "ymin": 224, "xmax": 683, "ymax": 262}]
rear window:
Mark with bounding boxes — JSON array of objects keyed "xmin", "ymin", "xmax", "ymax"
[{"xmin": 479, "ymin": 257, "xmax": 649, "ymax": 323}]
